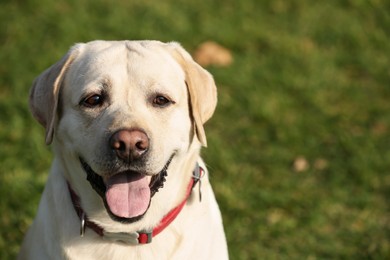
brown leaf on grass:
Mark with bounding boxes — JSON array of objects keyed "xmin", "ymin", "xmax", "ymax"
[
  {"xmin": 314, "ymin": 158, "xmax": 329, "ymax": 171},
  {"xmin": 267, "ymin": 208, "xmax": 285, "ymax": 225},
  {"xmin": 293, "ymin": 156, "xmax": 309, "ymax": 172},
  {"xmin": 193, "ymin": 41, "xmax": 233, "ymax": 67},
  {"xmin": 371, "ymin": 121, "xmax": 387, "ymax": 136}
]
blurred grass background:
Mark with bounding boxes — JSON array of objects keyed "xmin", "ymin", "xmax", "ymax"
[{"xmin": 1, "ymin": 0, "xmax": 389, "ymax": 258}]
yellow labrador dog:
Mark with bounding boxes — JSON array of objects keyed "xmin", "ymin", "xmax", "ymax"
[{"xmin": 19, "ymin": 40, "xmax": 228, "ymax": 259}]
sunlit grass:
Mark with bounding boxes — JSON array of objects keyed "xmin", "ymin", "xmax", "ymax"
[{"xmin": 1, "ymin": 0, "xmax": 389, "ymax": 258}]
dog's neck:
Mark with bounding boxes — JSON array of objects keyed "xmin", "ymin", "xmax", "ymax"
[{"xmin": 67, "ymin": 163, "xmax": 205, "ymax": 245}]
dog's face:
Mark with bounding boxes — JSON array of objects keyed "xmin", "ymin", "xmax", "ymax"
[
  {"xmin": 61, "ymin": 42, "xmax": 191, "ymax": 177},
  {"xmin": 29, "ymin": 41, "xmax": 217, "ymax": 225}
]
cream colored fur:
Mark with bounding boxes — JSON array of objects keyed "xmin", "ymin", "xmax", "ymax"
[{"xmin": 19, "ymin": 40, "xmax": 228, "ymax": 259}]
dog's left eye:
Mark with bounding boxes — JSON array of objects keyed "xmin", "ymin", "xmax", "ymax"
[
  {"xmin": 153, "ymin": 95, "xmax": 173, "ymax": 107},
  {"xmin": 81, "ymin": 94, "xmax": 105, "ymax": 108}
]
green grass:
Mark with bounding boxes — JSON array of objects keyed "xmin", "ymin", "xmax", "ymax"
[{"xmin": 1, "ymin": 0, "xmax": 389, "ymax": 258}]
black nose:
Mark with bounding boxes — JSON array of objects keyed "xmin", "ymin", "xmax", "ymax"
[{"xmin": 109, "ymin": 129, "xmax": 149, "ymax": 162}]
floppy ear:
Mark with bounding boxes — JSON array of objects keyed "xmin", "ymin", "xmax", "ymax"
[
  {"xmin": 167, "ymin": 42, "xmax": 217, "ymax": 147},
  {"xmin": 29, "ymin": 47, "xmax": 80, "ymax": 145}
]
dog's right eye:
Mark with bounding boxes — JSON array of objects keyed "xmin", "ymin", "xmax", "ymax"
[{"xmin": 81, "ymin": 94, "xmax": 104, "ymax": 108}]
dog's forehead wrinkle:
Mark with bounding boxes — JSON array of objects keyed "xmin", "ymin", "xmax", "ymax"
[{"xmin": 125, "ymin": 41, "xmax": 146, "ymax": 57}]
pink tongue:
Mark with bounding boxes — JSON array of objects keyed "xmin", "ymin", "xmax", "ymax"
[{"xmin": 105, "ymin": 172, "xmax": 151, "ymax": 219}]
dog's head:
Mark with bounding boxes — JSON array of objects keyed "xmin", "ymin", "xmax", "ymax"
[{"xmin": 29, "ymin": 41, "xmax": 217, "ymax": 225}]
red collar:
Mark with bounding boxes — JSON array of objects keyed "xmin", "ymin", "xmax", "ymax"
[{"xmin": 68, "ymin": 164, "xmax": 204, "ymax": 245}]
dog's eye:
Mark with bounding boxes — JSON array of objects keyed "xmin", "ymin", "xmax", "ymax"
[
  {"xmin": 81, "ymin": 94, "xmax": 104, "ymax": 108},
  {"xmin": 153, "ymin": 95, "xmax": 172, "ymax": 107}
]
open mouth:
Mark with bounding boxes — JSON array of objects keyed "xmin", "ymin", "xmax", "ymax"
[{"xmin": 79, "ymin": 155, "xmax": 174, "ymax": 223}]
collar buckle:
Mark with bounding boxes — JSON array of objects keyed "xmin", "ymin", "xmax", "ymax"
[
  {"xmin": 103, "ymin": 230, "xmax": 141, "ymax": 245},
  {"xmin": 192, "ymin": 163, "xmax": 205, "ymax": 202},
  {"xmin": 101, "ymin": 230, "xmax": 153, "ymax": 245}
]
